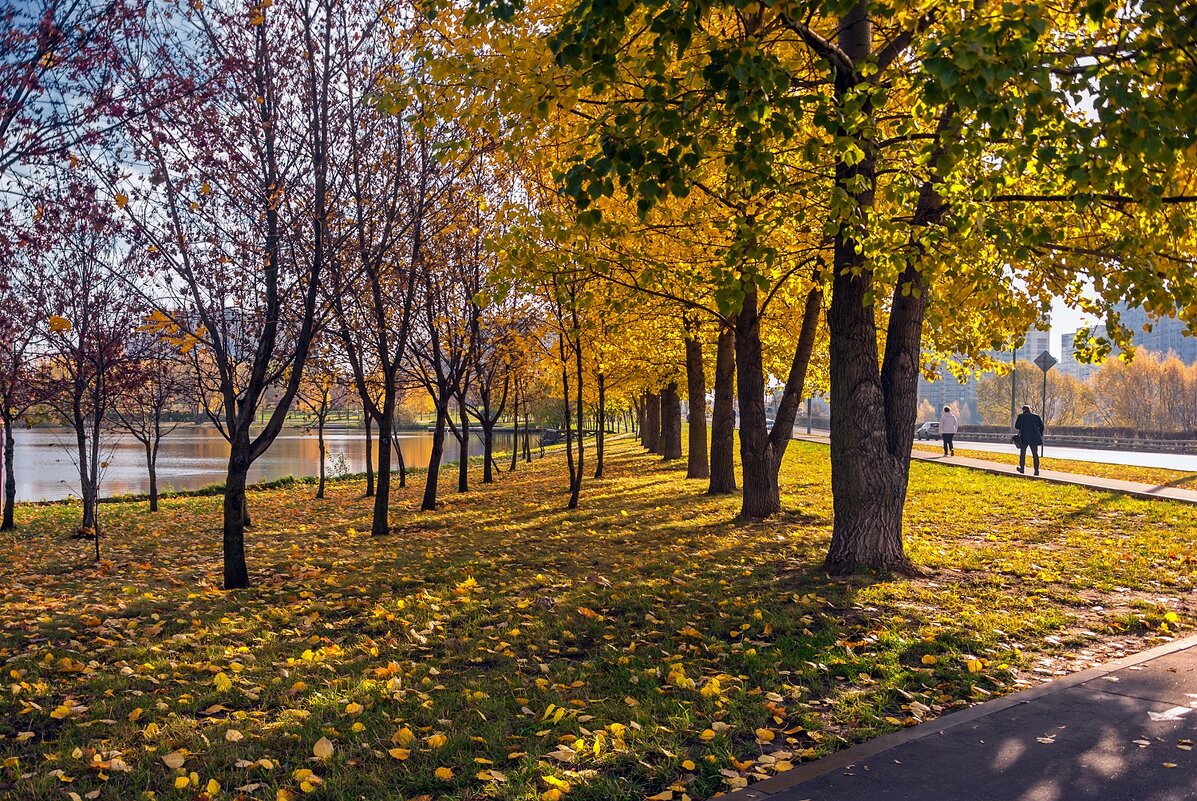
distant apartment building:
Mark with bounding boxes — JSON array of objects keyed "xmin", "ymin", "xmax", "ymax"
[
  {"xmin": 916, "ymin": 367, "xmax": 978, "ymax": 423},
  {"xmin": 1114, "ymin": 303, "xmax": 1197, "ymax": 364},
  {"xmin": 1058, "ymin": 325, "xmax": 1109, "ymax": 382},
  {"xmin": 1012, "ymin": 325, "xmax": 1052, "ymax": 365}
]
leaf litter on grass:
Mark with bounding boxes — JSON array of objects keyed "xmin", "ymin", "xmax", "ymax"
[{"xmin": 0, "ymin": 439, "xmax": 1193, "ymax": 800}]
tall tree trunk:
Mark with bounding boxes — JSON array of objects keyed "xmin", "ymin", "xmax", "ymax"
[
  {"xmin": 372, "ymin": 398, "xmax": 394, "ymax": 536},
  {"xmin": 509, "ymin": 389, "xmax": 519, "ymax": 472},
  {"xmin": 684, "ymin": 335, "xmax": 709, "ymax": 479},
  {"xmin": 561, "ymin": 345, "xmax": 578, "ymax": 501},
  {"xmin": 145, "ymin": 442, "xmax": 159, "ymax": 512},
  {"xmin": 660, "ymin": 381, "xmax": 683, "ymax": 460},
  {"xmin": 316, "ymin": 414, "xmax": 327, "ymax": 500},
  {"xmin": 483, "ymin": 420, "xmax": 496, "ymax": 483},
  {"xmin": 657, "ymin": 386, "xmax": 669, "ymax": 455},
  {"xmin": 363, "ymin": 413, "xmax": 375, "ymax": 497},
  {"xmin": 734, "ymin": 285, "xmax": 780, "ymax": 517},
  {"xmin": 457, "ymin": 400, "xmax": 470, "ymax": 493},
  {"xmin": 645, "ymin": 392, "xmax": 661, "ymax": 453},
  {"xmin": 636, "ymin": 394, "xmax": 646, "ymax": 446},
  {"xmin": 570, "ymin": 331, "xmax": 584, "ymax": 509},
  {"xmin": 823, "ymin": 2, "xmax": 916, "ymax": 575},
  {"xmin": 75, "ymin": 406, "xmax": 97, "ymax": 533},
  {"xmin": 421, "ymin": 400, "xmax": 448, "ymax": 511},
  {"xmin": 767, "ymin": 281, "xmax": 823, "ymax": 482},
  {"xmin": 523, "ymin": 409, "xmax": 532, "ymax": 462},
  {"xmin": 709, "ymin": 327, "xmax": 737, "ymax": 494},
  {"xmin": 396, "ymin": 439, "xmax": 407, "ymax": 488},
  {"xmin": 594, "ymin": 373, "xmax": 606, "ymax": 478},
  {"xmin": 2, "ymin": 413, "xmax": 15, "ymax": 530},
  {"xmin": 223, "ymin": 435, "xmax": 252, "ymax": 589}
]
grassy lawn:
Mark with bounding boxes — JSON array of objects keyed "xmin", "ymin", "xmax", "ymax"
[
  {"xmin": 912, "ymin": 441, "xmax": 1197, "ymax": 490},
  {"xmin": 1, "ymin": 438, "xmax": 1194, "ymax": 801}
]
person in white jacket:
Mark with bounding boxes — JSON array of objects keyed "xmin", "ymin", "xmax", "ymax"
[{"xmin": 939, "ymin": 405, "xmax": 959, "ymax": 456}]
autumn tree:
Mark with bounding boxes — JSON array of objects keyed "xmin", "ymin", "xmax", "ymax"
[
  {"xmin": 105, "ymin": 0, "xmax": 336, "ymax": 588},
  {"xmin": 31, "ymin": 177, "xmax": 139, "ymax": 547},
  {"xmin": 111, "ymin": 331, "xmax": 190, "ymax": 512},
  {"xmin": 530, "ymin": 0, "xmax": 1197, "ymax": 575},
  {"xmin": 0, "ymin": 215, "xmax": 43, "ymax": 530},
  {"xmin": 975, "ymin": 361, "xmax": 1092, "ymax": 427},
  {"xmin": 0, "ymin": 0, "xmax": 143, "ymax": 178}
]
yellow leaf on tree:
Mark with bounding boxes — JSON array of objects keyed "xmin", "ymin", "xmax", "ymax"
[
  {"xmin": 48, "ymin": 315, "xmax": 72, "ymax": 333},
  {"xmin": 115, "ymin": 193, "xmax": 129, "ymax": 208}
]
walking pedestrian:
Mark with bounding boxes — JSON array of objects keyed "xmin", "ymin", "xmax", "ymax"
[
  {"xmin": 1014, "ymin": 404, "xmax": 1045, "ymax": 475},
  {"xmin": 939, "ymin": 405, "xmax": 958, "ymax": 456}
]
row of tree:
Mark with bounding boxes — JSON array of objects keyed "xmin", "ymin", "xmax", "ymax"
[{"xmin": 1, "ymin": 0, "xmax": 1196, "ymax": 587}]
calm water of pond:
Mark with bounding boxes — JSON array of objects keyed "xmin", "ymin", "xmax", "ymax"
[{"xmin": 7, "ymin": 426, "xmax": 518, "ymax": 502}]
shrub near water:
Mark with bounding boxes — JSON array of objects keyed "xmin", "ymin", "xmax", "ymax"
[{"xmin": 0, "ymin": 439, "xmax": 1193, "ymax": 800}]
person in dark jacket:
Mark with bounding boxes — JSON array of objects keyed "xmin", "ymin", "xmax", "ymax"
[{"xmin": 1014, "ymin": 404, "xmax": 1045, "ymax": 475}]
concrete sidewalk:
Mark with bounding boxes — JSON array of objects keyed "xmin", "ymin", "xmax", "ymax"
[
  {"xmin": 792, "ymin": 433, "xmax": 1197, "ymax": 505},
  {"xmin": 733, "ymin": 635, "xmax": 1197, "ymax": 801}
]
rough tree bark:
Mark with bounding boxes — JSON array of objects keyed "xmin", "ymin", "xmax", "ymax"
[
  {"xmin": 660, "ymin": 381, "xmax": 682, "ymax": 460},
  {"xmin": 223, "ymin": 433, "xmax": 252, "ymax": 589},
  {"xmin": 645, "ymin": 392, "xmax": 661, "ymax": 453},
  {"xmin": 594, "ymin": 372, "xmax": 606, "ymax": 478},
  {"xmin": 509, "ymin": 387, "xmax": 520, "ymax": 472},
  {"xmin": 823, "ymin": 2, "xmax": 922, "ymax": 575},
  {"xmin": 363, "ymin": 414, "xmax": 374, "ymax": 497},
  {"xmin": 371, "ymin": 393, "xmax": 396, "ymax": 534},
  {"xmin": 767, "ymin": 279, "xmax": 823, "ymax": 482},
  {"xmin": 2, "ymin": 414, "xmax": 15, "ymax": 530},
  {"xmin": 734, "ymin": 285, "xmax": 780, "ymax": 517},
  {"xmin": 455, "ymin": 397, "xmax": 470, "ymax": 493},
  {"xmin": 421, "ymin": 399, "xmax": 449, "ymax": 510},
  {"xmin": 316, "ymin": 413, "xmax": 327, "ymax": 499},
  {"xmin": 709, "ymin": 327, "xmax": 737, "ymax": 494},
  {"xmin": 684, "ymin": 333, "xmax": 709, "ymax": 479}
]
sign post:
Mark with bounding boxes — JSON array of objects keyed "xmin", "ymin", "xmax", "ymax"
[{"xmin": 1034, "ymin": 350, "xmax": 1058, "ymax": 453}]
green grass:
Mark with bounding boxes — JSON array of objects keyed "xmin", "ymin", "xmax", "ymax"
[{"xmin": 0, "ymin": 438, "xmax": 1193, "ymax": 800}]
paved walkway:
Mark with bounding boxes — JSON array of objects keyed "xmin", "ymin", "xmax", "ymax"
[
  {"xmin": 791, "ymin": 433, "xmax": 1197, "ymax": 505},
  {"xmin": 732, "ymin": 635, "xmax": 1197, "ymax": 801}
]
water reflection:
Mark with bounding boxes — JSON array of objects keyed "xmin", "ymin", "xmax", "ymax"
[{"xmin": 8, "ymin": 426, "xmax": 518, "ymax": 502}]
